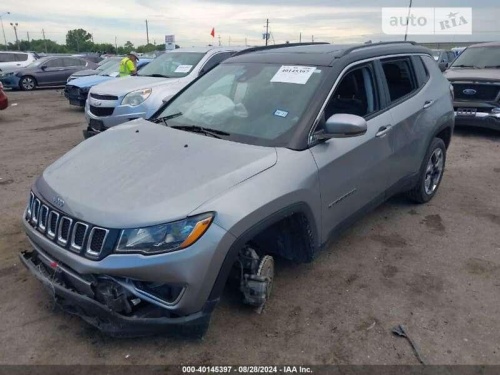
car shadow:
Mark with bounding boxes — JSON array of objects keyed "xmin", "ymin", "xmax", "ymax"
[{"xmin": 454, "ymin": 126, "xmax": 500, "ymax": 140}]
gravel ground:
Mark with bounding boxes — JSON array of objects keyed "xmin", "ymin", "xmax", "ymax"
[{"xmin": 0, "ymin": 89, "xmax": 499, "ymax": 365}]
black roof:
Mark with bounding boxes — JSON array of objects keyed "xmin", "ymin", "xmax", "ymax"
[
  {"xmin": 468, "ymin": 41, "xmax": 500, "ymax": 48},
  {"xmin": 227, "ymin": 42, "xmax": 431, "ymax": 66}
]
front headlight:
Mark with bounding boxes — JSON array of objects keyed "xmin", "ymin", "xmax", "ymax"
[
  {"xmin": 115, "ymin": 213, "xmax": 214, "ymax": 255},
  {"xmin": 121, "ymin": 88, "xmax": 152, "ymax": 106}
]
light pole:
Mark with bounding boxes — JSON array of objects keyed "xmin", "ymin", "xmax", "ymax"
[
  {"xmin": 10, "ymin": 22, "xmax": 19, "ymax": 50},
  {"xmin": 0, "ymin": 11, "xmax": 10, "ymax": 49}
]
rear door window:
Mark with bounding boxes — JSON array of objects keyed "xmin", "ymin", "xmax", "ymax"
[
  {"xmin": 63, "ymin": 58, "xmax": 84, "ymax": 67},
  {"xmin": 380, "ymin": 57, "xmax": 418, "ymax": 103},
  {"xmin": 14, "ymin": 53, "xmax": 28, "ymax": 62},
  {"xmin": 45, "ymin": 58, "xmax": 64, "ymax": 68}
]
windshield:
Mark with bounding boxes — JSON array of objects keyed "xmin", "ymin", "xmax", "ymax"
[
  {"xmin": 96, "ymin": 57, "xmax": 121, "ymax": 71},
  {"xmin": 450, "ymin": 46, "xmax": 500, "ymax": 68},
  {"xmin": 98, "ymin": 61, "xmax": 121, "ymax": 76},
  {"xmin": 154, "ymin": 63, "xmax": 326, "ymax": 147},
  {"xmin": 138, "ymin": 52, "xmax": 205, "ymax": 78}
]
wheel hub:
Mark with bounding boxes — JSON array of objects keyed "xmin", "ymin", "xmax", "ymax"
[{"xmin": 424, "ymin": 148, "xmax": 444, "ymax": 195}]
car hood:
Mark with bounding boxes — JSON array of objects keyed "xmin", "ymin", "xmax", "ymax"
[
  {"xmin": 444, "ymin": 68, "xmax": 500, "ymax": 82},
  {"xmin": 0, "ymin": 67, "xmax": 21, "ymax": 75},
  {"xmin": 70, "ymin": 75, "xmax": 115, "ymax": 88},
  {"xmin": 71, "ymin": 69, "xmax": 98, "ymax": 78},
  {"xmin": 36, "ymin": 120, "xmax": 277, "ymax": 228},
  {"xmin": 91, "ymin": 76, "xmax": 180, "ymax": 96}
]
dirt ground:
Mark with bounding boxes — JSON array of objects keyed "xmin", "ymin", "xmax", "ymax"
[{"xmin": 0, "ymin": 89, "xmax": 499, "ymax": 365}]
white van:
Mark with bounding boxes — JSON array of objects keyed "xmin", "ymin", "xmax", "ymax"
[{"xmin": 0, "ymin": 51, "xmax": 38, "ymax": 71}]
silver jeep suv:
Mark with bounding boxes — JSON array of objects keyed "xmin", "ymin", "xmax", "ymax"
[{"xmin": 21, "ymin": 42, "xmax": 454, "ymax": 337}]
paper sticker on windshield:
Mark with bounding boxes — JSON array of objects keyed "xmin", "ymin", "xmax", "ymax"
[
  {"xmin": 274, "ymin": 109, "xmax": 288, "ymax": 118},
  {"xmin": 175, "ymin": 65, "xmax": 193, "ymax": 73},
  {"xmin": 271, "ymin": 66, "xmax": 316, "ymax": 85}
]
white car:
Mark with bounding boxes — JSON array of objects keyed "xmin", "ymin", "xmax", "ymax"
[
  {"xmin": 84, "ymin": 46, "xmax": 245, "ymax": 137},
  {"xmin": 0, "ymin": 51, "xmax": 38, "ymax": 71}
]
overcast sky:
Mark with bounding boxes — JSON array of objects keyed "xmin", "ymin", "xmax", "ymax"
[{"xmin": 1, "ymin": 0, "xmax": 499, "ymax": 47}]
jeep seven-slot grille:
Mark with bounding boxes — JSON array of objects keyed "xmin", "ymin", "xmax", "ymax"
[{"xmin": 25, "ymin": 192, "xmax": 110, "ymax": 258}]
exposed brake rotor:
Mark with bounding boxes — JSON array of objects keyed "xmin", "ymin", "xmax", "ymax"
[
  {"xmin": 240, "ymin": 249, "xmax": 275, "ymax": 314},
  {"xmin": 255, "ymin": 255, "xmax": 274, "ymax": 314}
]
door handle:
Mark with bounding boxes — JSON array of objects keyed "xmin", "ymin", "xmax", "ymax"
[
  {"xmin": 376, "ymin": 125, "xmax": 392, "ymax": 137},
  {"xmin": 423, "ymin": 100, "xmax": 435, "ymax": 109}
]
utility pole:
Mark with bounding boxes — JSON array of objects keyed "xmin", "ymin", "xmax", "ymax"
[
  {"xmin": 145, "ymin": 19, "xmax": 149, "ymax": 45},
  {"xmin": 114, "ymin": 36, "xmax": 117, "ymax": 51},
  {"xmin": 26, "ymin": 31, "xmax": 30, "ymax": 50},
  {"xmin": 265, "ymin": 18, "xmax": 269, "ymax": 46},
  {"xmin": 404, "ymin": 0, "xmax": 413, "ymax": 41},
  {"xmin": 42, "ymin": 28, "xmax": 47, "ymax": 53},
  {"xmin": 218, "ymin": 35, "xmax": 221, "ymax": 46},
  {"xmin": 299, "ymin": 32, "xmax": 302, "ymax": 43},
  {"xmin": 0, "ymin": 12, "xmax": 10, "ymax": 50},
  {"xmin": 10, "ymin": 22, "xmax": 19, "ymax": 50},
  {"xmin": 312, "ymin": 35, "xmax": 314, "ymax": 43}
]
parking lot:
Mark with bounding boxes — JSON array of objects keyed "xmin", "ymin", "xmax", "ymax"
[{"xmin": 0, "ymin": 89, "xmax": 499, "ymax": 365}]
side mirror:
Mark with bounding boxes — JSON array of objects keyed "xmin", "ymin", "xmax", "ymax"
[
  {"xmin": 316, "ymin": 114, "xmax": 367, "ymax": 140},
  {"xmin": 40, "ymin": 65, "xmax": 47, "ymax": 70}
]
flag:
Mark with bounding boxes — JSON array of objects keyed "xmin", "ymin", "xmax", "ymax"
[{"xmin": 210, "ymin": 28, "xmax": 215, "ymax": 38}]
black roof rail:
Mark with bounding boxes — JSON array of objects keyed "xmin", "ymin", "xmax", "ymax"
[
  {"xmin": 232, "ymin": 42, "xmax": 330, "ymax": 57},
  {"xmin": 339, "ymin": 41, "xmax": 418, "ymax": 57}
]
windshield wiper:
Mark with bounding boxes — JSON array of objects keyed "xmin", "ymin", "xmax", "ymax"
[
  {"xmin": 170, "ymin": 125, "xmax": 230, "ymax": 139},
  {"xmin": 484, "ymin": 65, "xmax": 500, "ymax": 69},
  {"xmin": 152, "ymin": 112, "xmax": 183, "ymax": 126},
  {"xmin": 452, "ymin": 64, "xmax": 480, "ymax": 69},
  {"xmin": 145, "ymin": 73, "xmax": 173, "ymax": 78}
]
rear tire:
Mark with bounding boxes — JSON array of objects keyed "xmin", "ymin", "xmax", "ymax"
[
  {"xmin": 20, "ymin": 76, "xmax": 37, "ymax": 91},
  {"xmin": 406, "ymin": 138, "xmax": 446, "ymax": 204}
]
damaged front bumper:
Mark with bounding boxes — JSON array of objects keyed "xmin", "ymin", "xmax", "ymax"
[{"xmin": 19, "ymin": 249, "xmax": 213, "ymax": 337}]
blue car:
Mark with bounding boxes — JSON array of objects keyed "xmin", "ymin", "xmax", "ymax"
[{"xmin": 64, "ymin": 58, "xmax": 152, "ymax": 107}]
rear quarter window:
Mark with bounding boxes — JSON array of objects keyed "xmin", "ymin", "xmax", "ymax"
[
  {"xmin": 411, "ymin": 56, "xmax": 430, "ymax": 86},
  {"xmin": 380, "ymin": 57, "xmax": 418, "ymax": 103},
  {"xmin": 420, "ymin": 55, "xmax": 444, "ymax": 76}
]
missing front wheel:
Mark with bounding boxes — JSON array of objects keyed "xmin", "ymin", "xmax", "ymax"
[{"xmin": 238, "ymin": 247, "xmax": 274, "ymax": 313}]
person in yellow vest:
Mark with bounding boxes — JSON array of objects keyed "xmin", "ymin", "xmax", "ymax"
[{"xmin": 119, "ymin": 51, "xmax": 139, "ymax": 77}]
